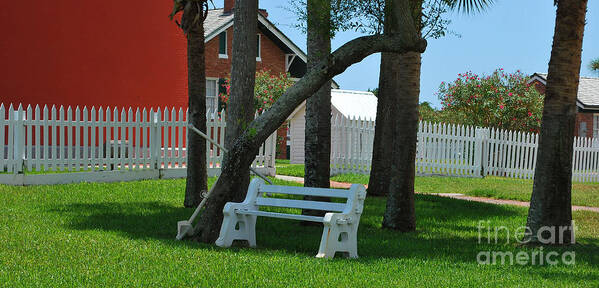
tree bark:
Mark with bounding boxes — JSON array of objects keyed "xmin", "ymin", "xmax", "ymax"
[
  {"xmin": 382, "ymin": 51, "xmax": 420, "ymax": 231},
  {"xmin": 367, "ymin": 53, "xmax": 397, "ymax": 197},
  {"xmin": 183, "ymin": 2, "xmax": 208, "ymax": 208},
  {"xmin": 377, "ymin": 0, "xmax": 422, "ymax": 231},
  {"xmin": 193, "ymin": 8, "xmax": 427, "ymax": 242},
  {"xmin": 223, "ymin": 0, "xmax": 258, "ymax": 196},
  {"xmin": 303, "ymin": 0, "xmax": 332, "ymax": 218},
  {"xmin": 525, "ymin": 0, "xmax": 587, "ymax": 245}
]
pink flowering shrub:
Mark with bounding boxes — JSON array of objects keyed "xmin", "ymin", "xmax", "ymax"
[
  {"xmin": 219, "ymin": 70, "xmax": 294, "ymax": 113},
  {"xmin": 437, "ymin": 68, "xmax": 544, "ymax": 132}
]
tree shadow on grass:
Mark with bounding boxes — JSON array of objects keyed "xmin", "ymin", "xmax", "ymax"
[
  {"xmin": 47, "ymin": 195, "xmax": 599, "ymax": 269},
  {"xmin": 48, "ymin": 201, "xmax": 198, "ymax": 244}
]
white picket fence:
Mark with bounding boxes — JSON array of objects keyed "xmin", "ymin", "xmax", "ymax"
[
  {"xmin": 0, "ymin": 104, "xmax": 276, "ymax": 185},
  {"xmin": 330, "ymin": 117, "xmax": 599, "ymax": 183}
]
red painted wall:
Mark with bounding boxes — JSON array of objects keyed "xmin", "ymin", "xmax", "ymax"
[
  {"xmin": 0, "ymin": 2, "xmax": 289, "ymax": 149},
  {"xmin": 0, "ymin": 0, "xmax": 188, "ymax": 109}
]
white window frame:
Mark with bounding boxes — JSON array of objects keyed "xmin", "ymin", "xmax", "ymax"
[
  {"xmin": 206, "ymin": 78, "xmax": 219, "ymax": 112},
  {"xmin": 218, "ymin": 31, "xmax": 228, "ymax": 59},
  {"xmin": 256, "ymin": 34, "xmax": 262, "ymax": 62}
]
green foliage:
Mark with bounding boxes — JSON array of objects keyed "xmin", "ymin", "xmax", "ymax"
[
  {"xmin": 289, "ymin": 0, "xmax": 456, "ymax": 39},
  {"xmin": 219, "ymin": 70, "xmax": 294, "ymax": 113},
  {"xmin": 368, "ymin": 87, "xmax": 379, "ymax": 96},
  {"xmin": 287, "ymin": 0, "xmax": 361, "ymax": 37},
  {"xmin": 418, "ymin": 101, "xmax": 441, "ymax": 123},
  {"xmin": 437, "ymin": 69, "xmax": 544, "ymax": 132},
  {"xmin": 2, "ymin": 178, "xmax": 598, "ymax": 286},
  {"xmin": 590, "ymin": 58, "xmax": 599, "ymax": 73}
]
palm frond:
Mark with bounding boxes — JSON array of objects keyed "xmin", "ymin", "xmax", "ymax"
[{"xmin": 445, "ymin": 0, "xmax": 494, "ymax": 14}]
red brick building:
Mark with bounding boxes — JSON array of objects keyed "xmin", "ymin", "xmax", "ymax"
[{"xmin": 529, "ymin": 73, "xmax": 599, "ymax": 138}]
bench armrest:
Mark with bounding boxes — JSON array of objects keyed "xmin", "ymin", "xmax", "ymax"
[{"xmin": 323, "ymin": 212, "xmax": 356, "ymax": 225}]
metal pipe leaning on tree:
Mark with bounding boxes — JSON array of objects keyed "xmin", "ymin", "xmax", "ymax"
[{"xmin": 176, "ymin": 124, "xmax": 272, "ymax": 241}]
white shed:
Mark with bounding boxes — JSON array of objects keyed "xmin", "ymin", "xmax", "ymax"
[{"xmin": 287, "ymin": 89, "xmax": 377, "ymax": 164}]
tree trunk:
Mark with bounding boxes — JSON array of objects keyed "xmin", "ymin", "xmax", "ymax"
[
  {"xmin": 382, "ymin": 51, "xmax": 420, "ymax": 231},
  {"xmin": 303, "ymin": 0, "xmax": 332, "ymax": 218},
  {"xmin": 367, "ymin": 52, "xmax": 398, "ymax": 197},
  {"xmin": 193, "ymin": 0, "xmax": 257, "ymax": 242},
  {"xmin": 380, "ymin": 0, "xmax": 422, "ymax": 231},
  {"xmin": 525, "ymin": 0, "xmax": 587, "ymax": 245},
  {"xmin": 183, "ymin": 2, "xmax": 208, "ymax": 208},
  {"xmin": 193, "ymin": 16, "xmax": 427, "ymax": 243},
  {"xmin": 223, "ymin": 0, "xmax": 258, "ymax": 196}
]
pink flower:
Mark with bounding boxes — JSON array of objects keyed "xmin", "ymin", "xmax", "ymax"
[
  {"xmin": 499, "ymin": 104, "xmax": 505, "ymax": 109},
  {"xmin": 528, "ymin": 112, "xmax": 533, "ymax": 117},
  {"xmin": 508, "ymin": 92, "xmax": 513, "ymax": 96}
]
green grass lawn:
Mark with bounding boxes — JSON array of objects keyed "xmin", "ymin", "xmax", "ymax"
[
  {"xmin": 333, "ymin": 174, "xmax": 599, "ymax": 208},
  {"xmin": 275, "ymin": 163, "xmax": 599, "ymax": 207},
  {"xmin": 1, "ymin": 178, "xmax": 598, "ymax": 287},
  {"xmin": 275, "ymin": 159, "xmax": 305, "ymax": 177}
]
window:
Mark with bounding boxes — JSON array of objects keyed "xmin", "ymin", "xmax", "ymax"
[
  {"xmin": 593, "ymin": 114, "xmax": 599, "ymax": 138},
  {"xmin": 256, "ymin": 34, "xmax": 261, "ymax": 61},
  {"xmin": 218, "ymin": 31, "xmax": 227, "ymax": 58},
  {"xmin": 206, "ymin": 79, "xmax": 218, "ymax": 112}
]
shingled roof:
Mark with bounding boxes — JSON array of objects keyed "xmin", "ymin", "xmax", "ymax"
[
  {"xmin": 204, "ymin": 9, "xmax": 235, "ymax": 41},
  {"xmin": 530, "ymin": 73, "xmax": 599, "ymax": 109}
]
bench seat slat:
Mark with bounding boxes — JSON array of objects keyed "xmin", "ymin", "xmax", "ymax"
[
  {"xmin": 236, "ymin": 210, "xmax": 324, "ymax": 222},
  {"xmin": 255, "ymin": 197, "xmax": 346, "ymax": 212},
  {"xmin": 259, "ymin": 185, "xmax": 349, "ymax": 198}
]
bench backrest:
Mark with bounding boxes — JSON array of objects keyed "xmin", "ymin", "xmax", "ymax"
[{"xmin": 242, "ymin": 178, "xmax": 366, "ymax": 215}]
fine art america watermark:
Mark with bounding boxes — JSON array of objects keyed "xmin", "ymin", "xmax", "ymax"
[{"xmin": 476, "ymin": 220, "xmax": 576, "ymax": 266}]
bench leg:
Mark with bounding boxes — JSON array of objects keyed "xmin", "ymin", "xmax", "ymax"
[
  {"xmin": 215, "ymin": 210, "xmax": 257, "ymax": 247},
  {"xmin": 316, "ymin": 223, "xmax": 358, "ymax": 259}
]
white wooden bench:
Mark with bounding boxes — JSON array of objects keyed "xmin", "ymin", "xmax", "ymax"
[{"xmin": 215, "ymin": 178, "xmax": 367, "ymax": 258}]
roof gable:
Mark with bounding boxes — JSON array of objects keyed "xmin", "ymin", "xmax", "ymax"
[
  {"xmin": 204, "ymin": 9, "xmax": 307, "ymax": 64},
  {"xmin": 203, "ymin": 8, "xmax": 339, "ymax": 89}
]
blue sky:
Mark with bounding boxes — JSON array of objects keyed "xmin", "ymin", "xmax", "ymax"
[{"xmin": 214, "ymin": 0, "xmax": 599, "ymax": 108}]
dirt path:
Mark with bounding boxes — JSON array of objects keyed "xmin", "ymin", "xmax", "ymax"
[{"xmin": 274, "ymin": 175, "xmax": 599, "ymax": 213}]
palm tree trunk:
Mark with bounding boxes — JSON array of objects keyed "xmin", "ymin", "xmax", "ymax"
[
  {"xmin": 368, "ymin": 52, "xmax": 398, "ymax": 197},
  {"xmin": 183, "ymin": 2, "xmax": 208, "ymax": 208},
  {"xmin": 194, "ymin": 0, "xmax": 258, "ymax": 242},
  {"xmin": 303, "ymin": 0, "xmax": 332, "ymax": 218},
  {"xmin": 223, "ymin": 0, "xmax": 258, "ymax": 195},
  {"xmin": 525, "ymin": 0, "xmax": 587, "ymax": 244},
  {"xmin": 382, "ymin": 51, "xmax": 420, "ymax": 231}
]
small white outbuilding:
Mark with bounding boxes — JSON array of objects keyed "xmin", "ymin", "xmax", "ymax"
[{"xmin": 287, "ymin": 89, "xmax": 378, "ymax": 164}]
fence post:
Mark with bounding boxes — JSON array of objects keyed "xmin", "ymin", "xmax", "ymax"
[
  {"xmin": 13, "ymin": 109, "xmax": 25, "ymax": 174},
  {"xmin": 474, "ymin": 127, "xmax": 489, "ymax": 177}
]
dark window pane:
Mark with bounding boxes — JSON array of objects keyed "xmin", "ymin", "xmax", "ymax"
[
  {"xmin": 219, "ymin": 32, "xmax": 227, "ymax": 55},
  {"xmin": 256, "ymin": 35, "xmax": 260, "ymax": 57}
]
